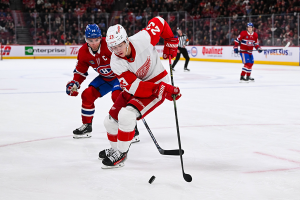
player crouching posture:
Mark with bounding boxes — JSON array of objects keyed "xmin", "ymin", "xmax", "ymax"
[
  {"xmin": 99, "ymin": 17, "xmax": 181, "ymax": 169},
  {"xmin": 234, "ymin": 22, "xmax": 262, "ymax": 83},
  {"xmin": 66, "ymin": 24, "xmax": 139, "ymax": 141}
]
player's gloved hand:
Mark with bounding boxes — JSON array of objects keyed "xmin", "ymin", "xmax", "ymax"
[
  {"xmin": 153, "ymin": 82, "xmax": 181, "ymax": 101},
  {"xmin": 234, "ymin": 46, "xmax": 238, "ymax": 54},
  {"xmin": 66, "ymin": 80, "xmax": 80, "ymax": 96},
  {"xmin": 163, "ymin": 38, "xmax": 179, "ymax": 59},
  {"xmin": 257, "ymin": 48, "xmax": 263, "ymax": 53}
]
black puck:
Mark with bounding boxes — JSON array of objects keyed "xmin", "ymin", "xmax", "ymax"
[{"xmin": 149, "ymin": 176, "xmax": 156, "ymax": 184}]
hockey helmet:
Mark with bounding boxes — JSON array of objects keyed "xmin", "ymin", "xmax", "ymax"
[
  {"xmin": 106, "ymin": 24, "xmax": 128, "ymax": 51},
  {"xmin": 247, "ymin": 22, "xmax": 254, "ymax": 28},
  {"xmin": 85, "ymin": 24, "xmax": 102, "ymax": 39}
]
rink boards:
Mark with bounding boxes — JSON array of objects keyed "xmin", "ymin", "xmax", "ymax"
[{"xmin": 1, "ymin": 45, "xmax": 299, "ymax": 66}]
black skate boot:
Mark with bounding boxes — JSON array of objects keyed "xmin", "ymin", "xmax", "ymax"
[
  {"xmin": 247, "ymin": 76, "xmax": 255, "ymax": 82},
  {"xmin": 131, "ymin": 125, "xmax": 140, "ymax": 143},
  {"xmin": 239, "ymin": 76, "xmax": 249, "ymax": 83},
  {"xmin": 184, "ymin": 67, "xmax": 190, "ymax": 72},
  {"xmin": 101, "ymin": 150, "xmax": 128, "ymax": 169},
  {"xmin": 98, "ymin": 148, "xmax": 116, "ymax": 160},
  {"xmin": 73, "ymin": 123, "xmax": 92, "ymax": 139}
]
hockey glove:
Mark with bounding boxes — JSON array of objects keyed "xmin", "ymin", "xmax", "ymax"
[
  {"xmin": 163, "ymin": 38, "xmax": 179, "ymax": 59},
  {"xmin": 233, "ymin": 46, "xmax": 238, "ymax": 54},
  {"xmin": 154, "ymin": 82, "xmax": 181, "ymax": 101},
  {"xmin": 257, "ymin": 48, "xmax": 263, "ymax": 53},
  {"xmin": 66, "ymin": 80, "xmax": 80, "ymax": 96}
]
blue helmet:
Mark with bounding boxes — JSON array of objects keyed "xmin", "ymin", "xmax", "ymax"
[
  {"xmin": 85, "ymin": 24, "xmax": 102, "ymax": 39},
  {"xmin": 247, "ymin": 22, "xmax": 254, "ymax": 28}
]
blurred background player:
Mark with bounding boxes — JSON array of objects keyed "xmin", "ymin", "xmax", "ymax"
[
  {"xmin": 66, "ymin": 24, "xmax": 140, "ymax": 142},
  {"xmin": 234, "ymin": 22, "xmax": 262, "ymax": 83},
  {"xmin": 171, "ymin": 27, "xmax": 190, "ymax": 72},
  {"xmin": 99, "ymin": 17, "xmax": 181, "ymax": 169}
]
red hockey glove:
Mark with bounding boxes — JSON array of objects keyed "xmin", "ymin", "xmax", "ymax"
[
  {"xmin": 66, "ymin": 80, "xmax": 80, "ymax": 96},
  {"xmin": 153, "ymin": 82, "xmax": 181, "ymax": 101},
  {"xmin": 163, "ymin": 38, "xmax": 179, "ymax": 59}
]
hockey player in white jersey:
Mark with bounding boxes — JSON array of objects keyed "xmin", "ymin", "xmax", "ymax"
[{"xmin": 99, "ymin": 16, "xmax": 181, "ymax": 169}]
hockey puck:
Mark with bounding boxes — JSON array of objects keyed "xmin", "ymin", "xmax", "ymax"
[{"xmin": 149, "ymin": 176, "xmax": 156, "ymax": 184}]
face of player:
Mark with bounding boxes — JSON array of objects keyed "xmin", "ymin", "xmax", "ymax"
[
  {"xmin": 110, "ymin": 42, "xmax": 127, "ymax": 57},
  {"xmin": 86, "ymin": 37, "xmax": 101, "ymax": 51},
  {"xmin": 247, "ymin": 27, "xmax": 253, "ymax": 33}
]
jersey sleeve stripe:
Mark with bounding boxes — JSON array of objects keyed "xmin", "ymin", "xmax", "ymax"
[
  {"xmin": 73, "ymin": 69, "xmax": 88, "ymax": 77},
  {"xmin": 155, "ymin": 16, "xmax": 165, "ymax": 25},
  {"xmin": 128, "ymin": 78, "xmax": 141, "ymax": 94}
]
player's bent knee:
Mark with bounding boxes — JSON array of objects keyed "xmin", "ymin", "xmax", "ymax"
[
  {"xmin": 82, "ymin": 86, "xmax": 100, "ymax": 104},
  {"xmin": 118, "ymin": 106, "xmax": 139, "ymax": 132},
  {"xmin": 104, "ymin": 115, "xmax": 118, "ymax": 135}
]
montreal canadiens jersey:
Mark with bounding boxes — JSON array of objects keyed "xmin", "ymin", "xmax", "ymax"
[
  {"xmin": 73, "ymin": 38, "xmax": 115, "ymax": 84},
  {"xmin": 234, "ymin": 30, "xmax": 260, "ymax": 54},
  {"xmin": 110, "ymin": 16, "xmax": 174, "ymax": 98}
]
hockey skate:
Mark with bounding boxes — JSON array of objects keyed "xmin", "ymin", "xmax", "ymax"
[
  {"xmin": 247, "ymin": 76, "xmax": 255, "ymax": 82},
  {"xmin": 101, "ymin": 150, "xmax": 127, "ymax": 169},
  {"xmin": 239, "ymin": 76, "xmax": 249, "ymax": 83},
  {"xmin": 73, "ymin": 123, "xmax": 92, "ymax": 139},
  {"xmin": 131, "ymin": 125, "xmax": 140, "ymax": 143},
  {"xmin": 184, "ymin": 67, "xmax": 190, "ymax": 72},
  {"xmin": 98, "ymin": 147, "xmax": 115, "ymax": 160}
]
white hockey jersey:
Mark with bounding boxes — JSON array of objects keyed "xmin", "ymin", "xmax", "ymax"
[{"xmin": 109, "ymin": 16, "xmax": 174, "ymax": 98}]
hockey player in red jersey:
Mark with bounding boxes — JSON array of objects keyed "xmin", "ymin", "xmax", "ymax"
[
  {"xmin": 234, "ymin": 22, "xmax": 263, "ymax": 83},
  {"xmin": 99, "ymin": 17, "xmax": 181, "ymax": 169},
  {"xmin": 66, "ymin": 24, "xmax": 140, "ymax": 141}
]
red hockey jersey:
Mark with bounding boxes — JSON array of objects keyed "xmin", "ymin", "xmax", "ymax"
[
  {"xmin": 73, "ymin": 38, "xmax": 115, "ymax": 84},
  {"xmin": 234, "ymin": 30, "xmax": 260, "ymax": 54}
]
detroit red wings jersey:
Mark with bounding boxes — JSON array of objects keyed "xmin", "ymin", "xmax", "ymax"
[
  {"xmin": 73, "ymin": 38, "xmax": 115, "ymax": 84},
  {"xmin": 110, "ymin": 17, "xmax": 174, "ymax": 98},
  {"xmin": 234, "ymin": 30, "xmax": 260, "ymax": 54}
]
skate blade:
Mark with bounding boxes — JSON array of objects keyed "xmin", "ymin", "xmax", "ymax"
[
  {"xmin": 73, "ymin": 133, "xmax": 92, "ymax": 139},
  {"xmin": 239, "ymin": 81, "xmax": 249, "ymax": 83},
  {"xmin": 131, "ymin": 136, "xmax": 140, "ymax": 143},
  {"xmin": 101, "ymin": 162, "xmax": 125, "ymax": 169}
]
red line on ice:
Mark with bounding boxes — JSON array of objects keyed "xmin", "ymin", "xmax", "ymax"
[
  {"xmin": 244, "ymin": 167, "xmax": 300, "ymax": 173},
  {"xmin": 0, "ymin": 123, "xmax": 299, "ymax": 148},
  {"xmin": 289, "ymin": 149, "xmax": 300, "ymax": 153},
  {"xmin": 0, "ymin": 135, "xmax": 72, "ymax": 148},
  {"xmin": 254, "ymin": 152, "xmax": 300, "ymax": 164}
]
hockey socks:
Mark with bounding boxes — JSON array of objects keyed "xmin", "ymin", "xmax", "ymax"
[{"xmin": 241, "ymin": 63, "xmax": 253, "ymax": 77}]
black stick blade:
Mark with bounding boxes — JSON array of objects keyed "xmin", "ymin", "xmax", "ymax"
[
  {"xmin": 184, "ymin": 174, "xmax": 192, "ymax": 182},
  {"xmin": 160, "ymin": 149, "xmax": 184, "ymax": 156}
]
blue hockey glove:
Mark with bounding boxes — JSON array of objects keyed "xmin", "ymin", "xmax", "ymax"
[
  {"xmin": 66, "ymin": 80, "xmax": 80, "ymax": 96},
  {"xmin": 234, "ymin": 47, "xmax": 238, "ymax": 54}
]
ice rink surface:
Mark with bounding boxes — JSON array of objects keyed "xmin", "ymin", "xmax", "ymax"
[{"xmin": 0, "ymin": 59, "xmax": 299, "ymax": 200}]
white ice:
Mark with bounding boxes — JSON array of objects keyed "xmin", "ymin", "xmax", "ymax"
[{"xmin": 0, "ymin": 59, "xmax": 299, "ymax": 200}]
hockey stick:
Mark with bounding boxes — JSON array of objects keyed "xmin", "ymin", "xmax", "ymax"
[
  {"xmin": 141, "ymin": 118, "xmax": 184, "ymax": 156},
  {"xmin": 239, "ymin": 42, "xmax": 290, "ymax": 52},
  {"xmin": 169, "ymin": 55, "xmax": 192, "ymax": 183}
]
